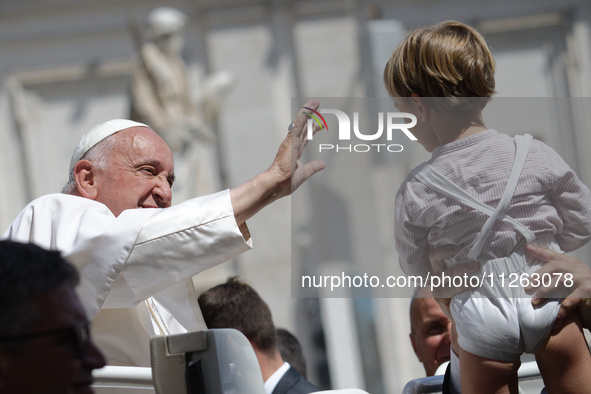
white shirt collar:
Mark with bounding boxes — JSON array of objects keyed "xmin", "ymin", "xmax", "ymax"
[{"xmin": 264, "ymin": 362, "xmax": 290, "ymax": 394}]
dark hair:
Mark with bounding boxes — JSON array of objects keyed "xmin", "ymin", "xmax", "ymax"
[
  {"xmin": 0, "ymin": 241, "xmax": 79, "ymax": 338},
  {"xmin": 198, "ymin": 277, "xmax": 277, "ymax": 355},
  {"xmin": 276, "ymin": 327, "xmax": 307, "ymax": 378}
]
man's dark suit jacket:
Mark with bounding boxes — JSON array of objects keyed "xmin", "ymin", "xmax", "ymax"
[{"xmin": 271, "ymin": 365, "xmax": 319, "ymax": 394}]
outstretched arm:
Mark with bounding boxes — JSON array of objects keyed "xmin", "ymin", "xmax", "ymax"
[{"xmin": 230, "ymin": 100, "xmax": 325, "ymax": 233}]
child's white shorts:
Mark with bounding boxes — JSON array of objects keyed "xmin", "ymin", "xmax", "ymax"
[{"xmin": 450, "ymin": 241, "xmax": 565, "ymax": 361}]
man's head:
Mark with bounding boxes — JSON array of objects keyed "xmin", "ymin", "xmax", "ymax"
[
  {"xmin": 147, "ymin": 7, "xmax": 187, "ymax": 56},
  {"xmin": 0, "ymin": 240, "xmax": 106, "ymax": 393},
  {"xmin": 64, "ymin": 119, "xmax": 175, "ymax": 217},
  {"xmin": 198, "ymin": 277, "xmax": 278, "ymax": 357},
  {"xmin": 276, "ymin": 328, "xmax": 307, "ymax": 379},
  {"xmin": 409, "ymin": 287, "xmax": 451, "ymax": 376},
  {"xmin": 384, "ymin": 20, "xmax": 495, "ymax": 112}
]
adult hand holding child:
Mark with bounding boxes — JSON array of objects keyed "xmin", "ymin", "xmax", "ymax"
[{"xmin": 525, "ymin": 244, "xmax": 591, "ymax": 330}]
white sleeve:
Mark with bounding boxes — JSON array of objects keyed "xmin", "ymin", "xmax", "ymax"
[
  {"xmin": 395, "ymin": 182, "xmax": 432, "ymax": 278},
  {"xmin": 542, "ymin": 145, "xmax": 591, "ymax": 252},
  {"xmin": 2, "ymin": 191, "xmax": 251, "ymax": 317},
  {"xmin": 103, "ymin": 190, "xmax": 251, "ymax": 308}
]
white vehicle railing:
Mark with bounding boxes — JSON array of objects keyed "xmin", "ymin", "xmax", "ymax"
[
  {"xmin": 91, "ymin": 359, "xmax": 542, "ymax": 393},
  {"xmin": 92, "ymin": 367, "xmax": 373, "ymax": 394},
  {"xmin": 93, "ymin": 366, "xmax": 153, "ymax": 389},
  {"xmin": 91, "ymin": 329, "xmax": 372, "ymax": 394},
  {"xmin": 402, "ymin": 361, "xmax": 542, "ymax": 394}
]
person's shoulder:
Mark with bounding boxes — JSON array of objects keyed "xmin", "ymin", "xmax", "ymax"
[
  {"xmin": 525, "ymin": 135, "xmax": 573, "ymax": 172},
  {"xmin": 32, "ymin": 193, "xmax": 81, "ymax": 202},
  {"xmin": 397, "ymin": 162, "xmax": 429, "ymax": 192},
  {"xmin": 471, "ymin": 129, "xmax": 513, "ymax": 149},
  {"xmin": 395, "ymin": 162, "xmax": 436, "ymax": 206},
  {"xmin": 20, "ymin": 194, "xmax": 111, "ymax": 218},
  {"xmin": 15, "ymin": 193, "xmax": 75, "ymax": 211},
  {"xmin": 276, "ymin": 365, "xmax": 319, "ymax": 394},
  {"xmin": 29, "ymin": 193, "xmax": 99, "ymax": 207},
  {"xmin": 287, "ymin": 366, "xmax": 319, "ymax": 392},
  {"xmin": 3, "ymin": 194, "xmax": 111, "ymax": 242},
  {"xmin": 528, "ymin": 135, "xmax": 559, "ymax": 155}
]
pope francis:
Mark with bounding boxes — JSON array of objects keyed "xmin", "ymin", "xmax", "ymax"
[{"xmin": 1, "ymin": 100, "xmax": 324, "ymax": 369}]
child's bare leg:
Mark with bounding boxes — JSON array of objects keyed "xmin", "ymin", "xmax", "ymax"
[
  {"xmin": 535, "ymin": 312, "xmax": 591, "ymax": 393},
  {"xmin": 459, "ymin": 347, "xmax": 520, "ymax": 394}
]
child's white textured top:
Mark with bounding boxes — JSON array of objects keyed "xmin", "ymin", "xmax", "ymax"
[{"xmin": 395, "ymin": 129, "xmax": 591, "ymax": 277}]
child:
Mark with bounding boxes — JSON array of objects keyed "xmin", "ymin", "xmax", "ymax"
[{"xmin": 386, "ymin": 21, "xmax": 591, "ymax": 393}]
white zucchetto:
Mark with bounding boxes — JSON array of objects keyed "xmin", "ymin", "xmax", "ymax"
[{"xmin": 69, "ymin": 119, "xmax": 148, "ymax": 175}]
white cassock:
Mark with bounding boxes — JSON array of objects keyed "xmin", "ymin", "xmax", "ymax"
[{"xmin": 2, "ymin": 190, "xmax": 251, "ymax": 367}]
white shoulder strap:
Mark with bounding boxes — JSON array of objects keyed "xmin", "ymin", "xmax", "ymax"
[
  {"xmin": 466, "ymin": 134, "xmax": 534, "ymax": 259},
  {"xmin": 414, "ymin": 134, "xmax": 535, "ymax": 260}
]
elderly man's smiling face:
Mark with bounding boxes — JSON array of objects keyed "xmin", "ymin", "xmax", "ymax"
[
  {"xmin": 410, "ymin": 296, "xmax": 452, "ymax": 376},
  {"xmin": 87, "ymin": 127, "xmax": 175, "ymax": 217}
]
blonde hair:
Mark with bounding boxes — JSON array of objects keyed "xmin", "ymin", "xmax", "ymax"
[{"xmin": 384, "ymin": 21, "xmax": 495, "ymax": 111}]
